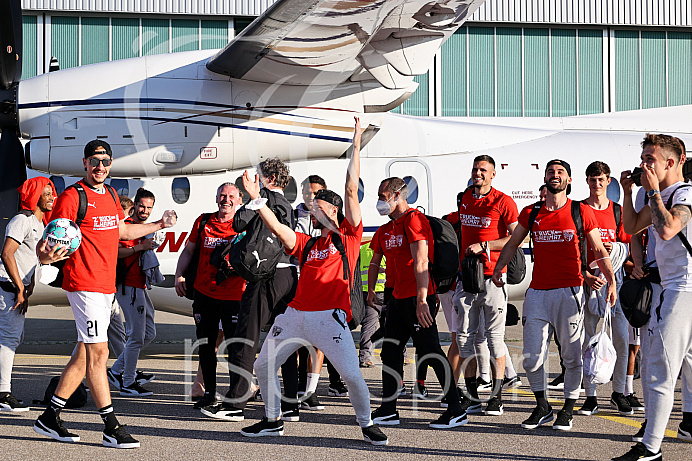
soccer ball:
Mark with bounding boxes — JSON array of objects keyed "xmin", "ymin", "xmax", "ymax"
[{"xmin": 43, "ymin": 218, "xmax": 82, "ymax": 256}]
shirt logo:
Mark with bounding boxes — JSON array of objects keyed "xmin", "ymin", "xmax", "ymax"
[
  {"xmin": 534, "ymin": 230, "xmax": 572, "ymax": 243},
  {"xmin": 563, "ymin": 230, "xmax": 575, "ymax": 242},
  {"xmin": 307, "ymin": 243, "xmax": 338, "ymax": 262},
  {"xmin": 204, "ymin": 236, "xmax": 228, "ymax": 249},
  {"xmin": 87, "ymin": 202, "xmax": 96, "ymax": 208},
  {"xmin": 91, "ymin": 215, "xmax": 118, "ymax": 230},
  {"xmin": 534, "ymin": 218, "xmax": 542, "ymax": 227},
  {"xmin": 460, "ymin": 213, "xmax": 492, "ymax": 228},
  {"xmin": 384, "ymin": 234, "xmax": 404, "ymax": 249}
]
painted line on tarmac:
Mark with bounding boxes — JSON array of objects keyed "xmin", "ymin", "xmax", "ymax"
[{"xmin": 506, "ymin": 386, "xmax": 678, "ymax": 438}]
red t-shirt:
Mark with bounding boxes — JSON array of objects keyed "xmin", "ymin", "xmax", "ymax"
[
  {"xmin": 52, "ymin": 180, "xmax": 125, "ymax": 293},
  {"xmin": 188, "ymin": 213, "xmax": 246, "ymax": 301},
  {"xmin": 518, "ymin": 199, "xmax": 599, "ymax": 290},
  {"xmin": 446, "ymin": 188, "xmax": 518, "ymax": 276},
  {"xmin": 120, "ymin": 217, "xmax": 145, "ymax": 289},
  {"xmin": 288, "ymin": 219, "xmax": 363, "ymax": 321},
  {"xmin": 585, "ymin": 201, "xmax": 631, "ymax": 265},
  {"xmin": 371, "ymin": 209, "xmax": 435, "ymax": 299}
]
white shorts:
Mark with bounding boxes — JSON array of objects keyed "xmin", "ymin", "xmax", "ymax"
[
  {"xmin": 439, "ymin": 290, "xmax": 456, "ymax": 333},
  {"xmin": 67, "ymin": 291, "xmax": 114, "ymax": 344},
  {"xmin": 629, "ymin": 325, "xmax": 641, "ymax": 346}
]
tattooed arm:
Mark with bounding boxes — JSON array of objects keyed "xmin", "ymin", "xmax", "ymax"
[{"xmin": 649, "ymin": 193, "xmax": 692, "ymax": 241}]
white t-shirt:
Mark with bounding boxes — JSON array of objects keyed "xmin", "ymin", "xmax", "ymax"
[
  {"xmin": 634, "ymin": 187, "xmax": 657, "ymax": 267},
  {"xmin": 652, "ymin": 181, "xmax": 692, "ymax": 291},
  {"xmin": 0, "ymin": 212, "xmax": 44, "ymax": 286}
]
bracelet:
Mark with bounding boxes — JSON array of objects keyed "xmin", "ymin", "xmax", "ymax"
[{"xmin": 592, "ymin": 256, "xmax": 611, "ymax": 263}]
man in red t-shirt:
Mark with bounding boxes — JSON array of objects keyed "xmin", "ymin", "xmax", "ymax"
[
  {"xmin": 34, "ymin": 140, "xmax": 176, "ymax": 449},
  {"xmin": 238, "ymin": 118, "xmax": 388, "ymax": 446},
  {"xmin": 493, "ymin": 159, "xmax": 616, "ymax": 432},
  {"xmin": 445, "ymin": 155, "xmax": 519, "ymax": 416},
  {"xmin": 577, "ymin": 161, "xmax": 634, "ymax": 418},
  {"xmin": 368, "ymin": 178, "xmax": 466, "ymax": 430},
  {"xmin": 174, "ymin": 183, "xmax": 246, "ymax": 410},
  {"xmin": 108, "ymin": 188, "xmax": 160, "ymax": 397}
]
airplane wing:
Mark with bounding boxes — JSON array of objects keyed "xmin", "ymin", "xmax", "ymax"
[{"xmin": 206, "ymin": 0, "xmax": 485, "ymax": 90}]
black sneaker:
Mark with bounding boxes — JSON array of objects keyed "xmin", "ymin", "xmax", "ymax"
[
  {"xmin": 611, "ymin": 442, "xmax": 661, "ymax": 461},
  {"xmin": 627, "ymin": 394, "xmax": 645, "ymax": 412},
  {"xmin": 429, "ymin": 410, "xmax": 468, "ymax": 429},
  {"xmin": 327, "ymin": 381, "xmax": 348, "ymax": 397},
  {"xmin": 300, "ymin": 393, "xmax": 325, "ymax": 411},
  {"xmin": 678, "ymin": 419, "xmax": 692, "ymax": 442},
  {"xmin": 503, "ymin": 375, "xmax": 522, "ymax": 389},
  {"xmin": 120, "ymin": 382, "xmax": 153, "ymax": 397},
  {"xmin": 107, "ymin": 368, "xmax": 123, "ymax": 390},
  {"xmin": 632, "ymin": 420, "xmax": 647, "ymax": 443},
  {"xmin": 484, "ymin": 397, "xmax": 504, "ymax": 416},
  {"xmin": 33, "ymin": 411, "xmax": 80, "ymax": 442},
  {"xmin": 440, "ymin": 387, "xmax": 463, "ymax": 409},
  {"xmin": 460, "ymin": 396, "xmax": 483, "ymax": 414},
  {"xmin": 548, "ymin": 373, "xmax": 565, "ymax": 390},
  {"xmin": 577, "ymin": 396, "xmax": 599, "ymax": 415},
  {"xmin": 240, "ymin": 417, "xmax": 284, "ymax": 437},
  {"xmin": 412, "ymin": 382, "xmax": 429, "ymax": 399},
  {"xmin": 0, "ymin": 393, "xmax": 29, "ymax": 412},
  {"xmin": 476, "ymin": 378, "xmax": 492, "ymax": 392},
  {"xmin": 552, "ymin": 409, "xmax": 573, "ymax": 431},
  {"xmin": 362, "ymin": 424, "xmax": 388, "ymax": 445},
  {"xmin": 371, "ymin": 407, "xmax": 400, "ymax": 426},
  {"xmin": 200, "ymin": 403, "xmax": 244, "ymax": 421},
  {"xmin": 193, "ymin": 392, "xmax": 217, "ymax": 410},
  {"xmin": 521, "ymin": 405, "xmax": 554, "ymax": 429},
  {"xmin": 611, "ymin": 392, "xmax": 634, "ymax": 416},
  {"xmin": 135, "ymin": 370, "xmax": 155, "ymax": 386},
  {"xmin": 103, "ymin": 424, "xmax": 140, "ymax": 449},
  {"xmin": 281, "ymin": 407, "xmax": 299, "ymax": 422}
]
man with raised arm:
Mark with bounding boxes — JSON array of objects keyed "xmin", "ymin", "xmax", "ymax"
[{"xmin": 238, "ymin": 117, "xmax": 388, "ymax": 446}]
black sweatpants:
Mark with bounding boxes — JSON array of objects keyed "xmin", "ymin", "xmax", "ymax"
[
  {"xmin": 380, "ymin": 294, "xmax": 461, "ymax": 413},
  {"xmin": 224, "ymin": 267, "xmax": 298, "ymax": 408},
  {"xmin": 192, "ymin": 292, "xmax": 241, "ymax": 396}
]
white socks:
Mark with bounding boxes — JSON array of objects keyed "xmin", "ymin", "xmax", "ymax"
[
  {"xmin": 306, "ymin": 372, "xmax": 320, "ymax": 395},
  {"xmin": 625, "ymin": 374, "xmax": 634, "ymax": 396}
]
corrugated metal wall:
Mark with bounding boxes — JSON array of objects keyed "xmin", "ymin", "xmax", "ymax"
[
  {"xmin": 21, "ymin": 0, "xmax": 692, "ymax": 26},
  {"xmin": 22, "ymin": 0, "xmax": 277, "ymax": 16}
]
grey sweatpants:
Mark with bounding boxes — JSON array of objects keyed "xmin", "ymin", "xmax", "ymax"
[
  {"xmin": 108, "ymin": 300, "xmax": 126, "ymax": 358},
  {"xmin": 111, "ymin": 286, "xmax": 156, "ymax": 386},
  {"xmin": 642, "ymin": 289, "xmax": 692, "ymax": 452},
  {"xmin": 255, "ymin": 307, "xmax": 372, "ymax": 427},
  {"xmin": 359, "ymin": 292, "xmax": 382, "ymax": 364},
  {"xmin": 0, "ymin": 289, "xmax": 24, "ymax": 393},
  {"xmin": 582, "ymin": 302, "xmax": 629, "ymax": 395},
  {"xmin": 523, "ymin": 287, "xmax": 584, "ymax": 400}
]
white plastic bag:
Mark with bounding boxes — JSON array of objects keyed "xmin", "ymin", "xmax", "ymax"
[{"xmin": 583, "ymin": 305, "xmax": 617, "ymax": 385}]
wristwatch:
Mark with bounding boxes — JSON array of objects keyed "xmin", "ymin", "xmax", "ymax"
[{"xmin": 647, "ymin": 189, "xmax": 660, "ymax": 198}]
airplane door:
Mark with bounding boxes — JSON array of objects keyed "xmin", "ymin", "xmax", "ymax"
[{"xmin": 386, "ymin": 160, "xmax": 432, "ymax": 215}]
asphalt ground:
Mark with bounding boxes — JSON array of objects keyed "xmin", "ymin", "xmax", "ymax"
[{"xmin": 1, "ymin": 303, "xmax": 690, "ymax": 460}]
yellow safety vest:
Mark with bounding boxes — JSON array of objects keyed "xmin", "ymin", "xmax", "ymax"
[{"xmin": 360, "ymin": 242, "xmax": 386, "ymax": 292}]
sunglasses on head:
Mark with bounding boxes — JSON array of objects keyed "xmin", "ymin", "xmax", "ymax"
[{"xmin": 88, "ymin": 157, "xmax": 112, "ymax": 167}]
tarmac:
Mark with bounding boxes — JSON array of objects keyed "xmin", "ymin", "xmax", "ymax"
[{"xmin": 1, "ymin": 302, "xmax": 690, "ymax": 460}]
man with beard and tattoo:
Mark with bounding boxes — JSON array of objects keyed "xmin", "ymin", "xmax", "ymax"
[{"xmin": 492, "ymin": 159, "xmax": 617, "ymax": 432}]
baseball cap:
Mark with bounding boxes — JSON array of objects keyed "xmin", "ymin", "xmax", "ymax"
[
  {"xmin": 545, "ymin": 159, "xmax": 572, "ymax": 195},
  {"xmin": 314, "ymin": 189, "xmax": 344, "ymax": 221},
  {"xmin": 84, "ymin": 139, "xmax": 113, "ymax": 158}
]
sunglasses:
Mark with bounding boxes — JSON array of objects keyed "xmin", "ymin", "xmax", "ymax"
[{"xmin": 88, "ymin": 157, "xmax": 112, "ymax": 167}]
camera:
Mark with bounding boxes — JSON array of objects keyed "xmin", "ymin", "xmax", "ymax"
[{"xmin": 630, "ymin": 167, "xmax": 643, "ymax": 187}]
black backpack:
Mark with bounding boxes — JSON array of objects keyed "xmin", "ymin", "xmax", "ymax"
[
  {"xmin": 527, "ymin": 199, "xmax": 586, "ymax": 275},
  {"xmin": 300, "ymin": 232, "xmax": 364, "ymax": 330},
  {"xmin": 404, "ymin": 209, "xmax": 459, "ymax": 294},
  {"xmin": 181, "ymin": 213, "xmax": 212, "ymax": 300},
  {"xmin": 227, "ymin": 192, "xmax": 285, "ymax": 282},
  {"xmin": 48, "ymin": 183, "xmax": 118, "ymax": 288},
  {"xmin": 37, "ymin": 376, "xmax": 88, "ymax": 409}
]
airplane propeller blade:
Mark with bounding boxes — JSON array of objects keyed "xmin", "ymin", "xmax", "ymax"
[
  {"xmin": 0, "ymin": 0, "xmax": 23, "ymax": 90},
  {"xmin": 0, "ymin": 0, "xmax": 26, "ymax": 237}
]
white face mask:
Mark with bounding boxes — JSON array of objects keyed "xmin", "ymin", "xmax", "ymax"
[{"xmin": 376, "ymin": 199, "xmax": 392, "ymax": 216}]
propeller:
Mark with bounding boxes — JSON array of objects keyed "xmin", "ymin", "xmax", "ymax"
[{"xmin": 0, "ymin": 0, "xmax": 27, "ymax": 237}]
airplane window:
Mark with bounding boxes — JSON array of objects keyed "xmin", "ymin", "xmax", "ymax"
[
  {"xmin": 285, "ymin": 177, "xmax": 298, "ymax": 203},
  {"xmin": 235, "ymin": 176, "xmax": 251, "ymax": 204},
  {"xmin": 49, "ymin": 176, "xmax": 65, "ymax": 195},
  {"xmin": 110, "ymin": 179, "xmax": 129, "ymax": 197},
  {"xmin": 607, "ymin": 177, "xmax": 621, "ymax": 203},
  {"xmin": 358, "ymin": 178, "xmax": 364, "ymax": 203},
  {"xmin": 403, "ymin": 176, "xmax": 418, "ymax": 203},
  {"xmin": 172, "ymin": 177, "xmax": 190, "ymax": 204}
]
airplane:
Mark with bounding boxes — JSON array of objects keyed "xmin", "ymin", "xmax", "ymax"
[{"xmin": 3, "ymin": 0, "xmax": 692, "ymax": 317}]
